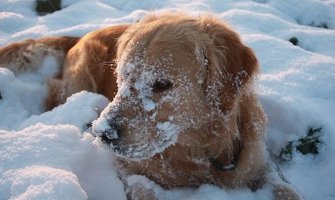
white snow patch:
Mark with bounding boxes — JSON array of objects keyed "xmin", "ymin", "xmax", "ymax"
[
  {"xmin": 19, "ymin": 91, "xmax": 109, "ymax": 131},
  {"xmin": 143, "ymin": 99, "xmax": 156, "ymax": 111},
  {"xmin": 0, "ymin": 166, "xmax": 88, "ymax": 200}
]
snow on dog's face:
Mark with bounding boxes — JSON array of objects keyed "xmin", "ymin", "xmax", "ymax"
[
  {"xmin": 93, "ymin": 14, "xmax": 259, "ymax": 160},
  {"xmin": 94, "ymin": 42, "xmax": 211, "ymax": 159}
]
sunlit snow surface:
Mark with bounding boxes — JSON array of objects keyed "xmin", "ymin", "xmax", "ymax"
[{"xmin": 1, "ymin": 0, "xmax": 335, "ymax": 199}]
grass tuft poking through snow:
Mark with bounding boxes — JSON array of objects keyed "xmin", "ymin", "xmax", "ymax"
[
  {"xmin": 279, "ymin": 126, "xmax": 323, "ymax": 162},
  {"xmin": 288, "ymin": 37, "xmax": 298, "ymax": 46},
  {"xmin": 35, "ymin": 0, "xmax": 62, "ymax": 16}
]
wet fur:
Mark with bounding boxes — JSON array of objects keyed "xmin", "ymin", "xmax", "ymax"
[{"xmin": 0, "ymin": 13, "xmax": 301, "ymax": 200}]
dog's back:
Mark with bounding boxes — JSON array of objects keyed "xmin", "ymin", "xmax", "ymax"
[
  {"xmin": 0, "ymin": 25, "xmax": 128, "ymax": 110},
  {"xmin": 0, "ymin": 37, "xmax": 79, "ymax": 75}
]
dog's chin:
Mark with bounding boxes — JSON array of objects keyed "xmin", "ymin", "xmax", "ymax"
[
  {"xmin": 95, "ymin": 118, "xmax": 181, "ymax": 159},
  {"xmin": 110, "ymin": 136, "xmax": 175, "ymax": 160},
  {"xmin": 110, "ymin": 142, "xmax": 156, "ymax": 160},
  {"xmin": 101, "ymin": 131, "xmax": 179, "ymax": 160}
]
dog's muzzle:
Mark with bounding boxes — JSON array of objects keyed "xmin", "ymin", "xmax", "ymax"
[{"xmin": 92, "ymin": 115, "xmax": 124, "ymax": 142}]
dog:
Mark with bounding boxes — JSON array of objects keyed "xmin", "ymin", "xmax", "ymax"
[
  {"xmin": 0, "ymin": 24, "xmax": 128, "ymax": 110},
  {"xmin": 0, "ymin": 13, "xmax": 301, "ymax": 200}
]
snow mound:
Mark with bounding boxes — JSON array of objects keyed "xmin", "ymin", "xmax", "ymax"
[
  {"xmin": 0, "ymin": 166, "xmax": 87, "ymax": 200},
  {"xmin": 0, "ymin": 123, "xmax": 126, "ymax": 200}
]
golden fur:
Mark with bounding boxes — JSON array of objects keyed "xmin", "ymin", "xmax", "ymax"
[{"xmin": 0, "ymin": 13, "xmax": 301, "ymax": 200}]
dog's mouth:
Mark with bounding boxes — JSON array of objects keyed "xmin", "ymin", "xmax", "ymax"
[
  {"xmin": 104, "ymin": 127, "xmax": 179, "ymax": 159},
  {"xmin": 93, "ymin": 117, "xmax": 180, "ymax": 159},
  {"xmin": 109, "ymin": 141, "xmax": 155, "ymax": 159}
]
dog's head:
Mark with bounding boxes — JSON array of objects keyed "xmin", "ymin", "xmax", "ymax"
[{"xmin": 93, "ymin": 13, "xmax": 258, "ymax": 160}]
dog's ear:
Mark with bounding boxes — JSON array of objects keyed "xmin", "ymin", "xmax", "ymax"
[{"xmin": 201, "ymin": 17, "xmax": 259, "ymax": 113}]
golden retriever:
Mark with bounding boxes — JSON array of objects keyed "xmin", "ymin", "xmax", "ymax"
[{"xmin": 0, "ymin": 13, "xmax": 301, "ymax": 200}]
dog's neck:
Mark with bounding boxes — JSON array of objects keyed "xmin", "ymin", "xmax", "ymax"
[{"xmin": 211, "ymin": 139, "xmax": 242, "ymax": 171}]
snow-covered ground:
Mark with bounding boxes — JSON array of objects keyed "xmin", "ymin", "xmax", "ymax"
[{"xmin": 1, "ymin": 0, "xmax": 335, "ymax": 199}]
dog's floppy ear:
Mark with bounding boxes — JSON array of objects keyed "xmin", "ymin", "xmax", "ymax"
[{"xmin": 201, "ymin": 17, "xmax": 259, "ymax": 113}]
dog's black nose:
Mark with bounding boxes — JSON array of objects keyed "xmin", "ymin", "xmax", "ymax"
[
  {"xmin": 101, "ymin": 132, "xmax": 118, "ymax": 144},
  {"xmin": 100, "ymin": 118, "xmax": 124, "ymax": 144},
  {"xmin": 92, "ymin": 110, "xmax": 126, "ymax": 144},
  {"xmin": 100, "ymin": 127, "xmax": 119, "ymax": 144}
]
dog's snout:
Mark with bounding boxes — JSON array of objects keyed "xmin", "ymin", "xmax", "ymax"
[{"xmin": 100, "ymin": 116, "xmax": 125, "ymax": 144}]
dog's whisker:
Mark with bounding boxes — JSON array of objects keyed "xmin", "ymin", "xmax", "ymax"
[{"xmin": 97, "ymin": 61, "xmax": 117, "ymax": 72}]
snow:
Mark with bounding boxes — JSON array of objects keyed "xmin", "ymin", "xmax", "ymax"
[
  {"xmin": 1, "ymin": 166, "xmax": 87, "ymax": 200},
  {"xmin": 0, "ymin": 0, "xmax": 335, "ymax": 199}
]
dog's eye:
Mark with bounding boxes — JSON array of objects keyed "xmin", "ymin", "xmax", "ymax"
[{"xmin": 152, "ymin": 79, "xmax": 172, "ymax": 93}]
